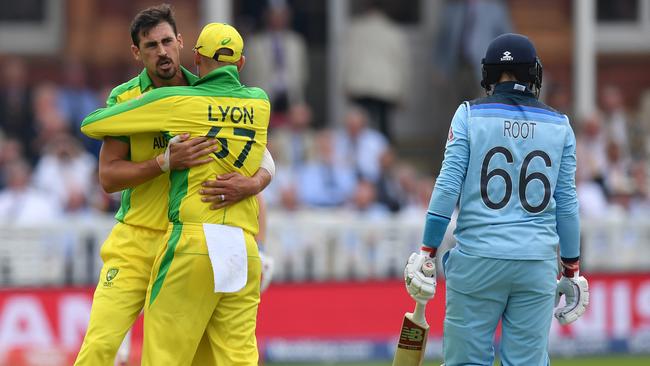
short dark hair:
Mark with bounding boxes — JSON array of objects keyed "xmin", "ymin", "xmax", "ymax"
[{"xmin": 130, "ymin": 4, "xmax": 178, "ymax": 47}]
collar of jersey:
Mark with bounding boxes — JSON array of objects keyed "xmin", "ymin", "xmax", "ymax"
[
  {"xmin": 137, "ymin": 66, "xmax": 199, "ymax": 92},
  {"xmin": 193, "ymin": 65, "xmax": 241, "ymax": 88},
  {"xmin": 493, "ymin": 81, "xmax": 535, "ymax": 98}
]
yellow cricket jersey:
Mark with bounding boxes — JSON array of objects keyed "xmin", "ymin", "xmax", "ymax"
[
  {"xmin": 83, "ymin": 65, "xmax": 270, "ymax": 236},
  {"xmin": 105, "ymin": 67, "xmax": 199, "ymax": 231}
]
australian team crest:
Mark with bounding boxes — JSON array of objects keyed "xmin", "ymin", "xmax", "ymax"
[{"xmin": 106, "ymin": 268, "xmax": 119, "ymax": 282}]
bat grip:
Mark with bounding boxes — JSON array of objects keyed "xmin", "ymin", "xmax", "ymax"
[{"xmin": 412, "ymin": 302, "xmax": 428, "ymax": 327}]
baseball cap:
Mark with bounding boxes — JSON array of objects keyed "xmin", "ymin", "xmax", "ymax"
[{"xmin": 194, "ymin": 23, "xmax": 243, "ymax": 63}]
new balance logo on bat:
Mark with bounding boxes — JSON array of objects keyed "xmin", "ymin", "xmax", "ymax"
[
  {"xmin": 396, "ymin": 316, "xmax": 427, "ymax": 351},
  {"xmin": 400, "ymin": 327, "xmax": 424, "ymax": 342}
]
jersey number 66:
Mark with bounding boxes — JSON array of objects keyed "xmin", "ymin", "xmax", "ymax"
[{"xmin": 480, "ymin": 146, "xmax": 552, "ymax": 213}]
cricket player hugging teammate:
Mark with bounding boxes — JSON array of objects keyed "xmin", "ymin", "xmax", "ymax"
[
  {"xmin": 80, "ymin": 20, "xmax": 272, "ymax": 366},
  {"xmin": 395, "ymin": 33, "xmax": 590, "ymax": 366}
]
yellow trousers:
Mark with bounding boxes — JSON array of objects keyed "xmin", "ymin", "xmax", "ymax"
[
  {"xmin": 143, "ymin": 222, "xmax": 261, "ymax": 366},
  {"xmin": 75, "ymin": 222, "xmax": 161, "ymax": 365},
  {"xmin": 75, "ymin": 222, "xmax": 221, "ymax": 365}
]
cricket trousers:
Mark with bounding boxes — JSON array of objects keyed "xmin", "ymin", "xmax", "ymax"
[
  {"xmin": 442, "ymin": 247, "xmax": 557, "ymax": 366},
  {"xmin": 74, "ymin": 222, "xmax": 217, "ymax": 366},
  {"xmin": 142, "ymin": 222, "xmax": 262, "ymax": 366}
]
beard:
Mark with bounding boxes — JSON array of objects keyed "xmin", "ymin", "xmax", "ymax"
[{"xmin": 155, "ymin": 56, "xmax": 178, "ymax": 80}]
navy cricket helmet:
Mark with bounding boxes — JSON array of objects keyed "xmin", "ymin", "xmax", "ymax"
[{"xmin": 480, "ymin": 33, "xmax": 543, "ymax": 95}]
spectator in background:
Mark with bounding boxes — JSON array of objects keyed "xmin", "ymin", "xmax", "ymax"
[
  {"xmin": 433, "ymin": 0, "xmax": 513, "ymax": 103},
  {"xmin": 348, "ymin": 180, "xmax": 389, "ymax": 218},
  {"xmin": 398, "ymin": 171, "xmax": 434, "ymax": 219},
  {"xmin": 297, "ymin": 129, "xmax": 357, "ymax": 207},
  {"xmin": 278, "ymin": 182, "xmax": 300, "ymax": 210},
  {"xmin": 0, "ymin": 159, "xmax": 62, "ymax": 225},
  {"xmin": 0, "ymin": 57, "xmax": 37, "ymax": 163},
  {"xmin": 576, "ymin": 112, "xmax": 608, "ymax": 195},
  {"xmin": 545, "ymin": 82, "xmax": 574, "ymax": 122},
  {"xmin": 638, "ymin": 90, "xmax": 650, "ymax": 162},
  {"xmin": 270, "ymin": 102, "xmax": 317, "ymax": 172},
  {"xmin": 604, "ymin": 140, "xmax": 634, "ymax": 209},
  {"xmin": 396, "ymin": 164, "xmax": 422, "ymax": 211},
  {"xmin": 30, "ymin": 83, "xmax": 71, "ymax": 157},
  {"xmin": 264, "ymin": 103, "xmax": 316, "ymax": 210},
  {"xmin": 600, "ymin": 85, "xmax": 631, "ymax": 158},
  {"xmin": 334, "ymin": 106, "xmax": 388, "ymax": 183},
  {"xmin": 244, "ymin": 0, "xmax": 308, "ymax": 126},
  {"xmin": 375, "ymin": 147, "xmax": 404, "ymax": 213},
  {"xmin": 343, "ymin": 1, "xmax": 407, "ymax": 142},
  {"xmin": 58, "ymin": 59, "xmax": 101, "ymax": 156},
  {"xmin": 0, "ymin": 138, "xmax": 24, "ymax": 190},
  {"xmin": 32, "ymin": 133, "xmax": 96, "ymax": 213},
  {"xmin": 629, "ymin": 162, "xmax": 650, "ymax": 213},
  {"xmin": 261, "ymin": 163, "xmax": 300, "ymax": 211},
  {"xmin": 576, "ymin": 163, "xmax": 610, "ymax": 219}
]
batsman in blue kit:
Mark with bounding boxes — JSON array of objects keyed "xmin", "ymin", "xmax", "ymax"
[{"xmin": 403, "ymin": 34, "xmax": 590, "ymax": 365}]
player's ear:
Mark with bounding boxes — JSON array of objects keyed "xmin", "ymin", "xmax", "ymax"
[
  {"xmin": 236, "ymin": 55, "xmax": 246, "ymax": 72},
  {"xmin": 131, "ymin": 44, "xmax": 141, "ymax": 61},
  {"xmin": 177, "ymin": 33, "xmax": 183, "ymax": 49}
]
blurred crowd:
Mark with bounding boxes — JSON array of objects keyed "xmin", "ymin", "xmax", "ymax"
[
  {"xmin": 262, "ymin": 103, "xmax": 434, "ymax": 219},
  {"xmin": 1, "ymin": 0, "xmax": 650, "ymax": 227},
  {"xmin": 0, "ymin": 57, "xmax": 107, "ymax": 225},
  {"xmin": 573, "ymin": 85, "xmax": 650, "ymax": 219}
]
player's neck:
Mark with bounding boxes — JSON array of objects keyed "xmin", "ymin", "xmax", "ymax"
[{"xmin": 498, "ymin": 74, "xmax": 518, "ymax": 83}]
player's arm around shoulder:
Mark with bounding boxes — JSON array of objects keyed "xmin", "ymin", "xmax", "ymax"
[
  {"xmin": 95, "ymin": 85, "xmax": 220, "ymax": 192},
  {"xmin": 81, "ymin": 87, "xmax": 178, "ymax": 140},
  {"xmin": 98, "ymin": 134, "xmax": 220, "ymax": 193}
]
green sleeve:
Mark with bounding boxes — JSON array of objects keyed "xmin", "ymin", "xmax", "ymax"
[
  {"xmin": 102, "ymin": 85, "xmax": 132, "ymax": 142},
  {"xmin": 105, "ymin": 92, "xmax": 118, "ymax": 108},
  {"xmin": 81, "ymin": 88, "xmax": 175, "ymax": 140}
]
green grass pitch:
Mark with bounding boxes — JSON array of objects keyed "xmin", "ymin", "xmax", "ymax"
[{"xmin": 267, "ymin": 355, "xmax": 650, "ymax": 365}]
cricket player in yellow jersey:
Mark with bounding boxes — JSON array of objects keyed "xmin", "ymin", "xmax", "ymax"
[
  {"xmin": 81, "ymin": 23, "xmax": 270, "ymax": 365},
  {"xmin": 75, "ymin": 5, "xmax": 273, "ymax": 366}
]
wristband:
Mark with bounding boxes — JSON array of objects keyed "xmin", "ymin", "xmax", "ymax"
[
  {"xmin": 156, "ymin": 135, "xmax": 182, "ymax": 172},
  {"xmin": 420, "ymin": 246, "xmax": 437, "ymax": 258},
  {"xmin": 560, "ymin": 258, "xmax": 580, "ymax": 278},
  {"xmin": 260, "ymin": 148, "xmax": 275, "ymax": 177},
  {"xmin": 156, "ymin": 153, "xmax": 170, "ymax": 172}
]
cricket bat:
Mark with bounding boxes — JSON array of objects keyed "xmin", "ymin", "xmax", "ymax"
[
  {"xmin": 392, "ymin": 302, "xmax": 429, "ymax": 366},
  {"xmin": 392, "ymin": 259, "xmax": 434, "ymax": 366}
]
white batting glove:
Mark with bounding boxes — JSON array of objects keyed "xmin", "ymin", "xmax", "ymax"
[
  {"xmin": 155, "ymin": 135, "xmax": 182, "ymax": 172},
  {"xmin": 404, "ymin": 249, "xmax": 436, "ymax": 305},
  {"xmin": 260, "ymin": 251, "xmax": 274, "ymax": 293},
  {"xmin": 555, "ymin": 273, "xmax": 589, "ymax": 325}
]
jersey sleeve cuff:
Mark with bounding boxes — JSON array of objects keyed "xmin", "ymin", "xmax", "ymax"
[
  {"xmin": 422, "ymin": 211, "xmax": 451, "ymax": 249},
  {"xmin": 557, "ymin": 213, "xmax": 580, "ymax": 259}
]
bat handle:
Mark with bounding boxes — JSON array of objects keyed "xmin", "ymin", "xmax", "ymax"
[{"xmin": 412, "ymin": 302, "xmax": 428, "ymax": 327}]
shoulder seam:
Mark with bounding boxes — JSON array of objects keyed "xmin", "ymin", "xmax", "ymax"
[{"xmin": 109, "ymin": 77, "xmax": 141, "ymax": 98}]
